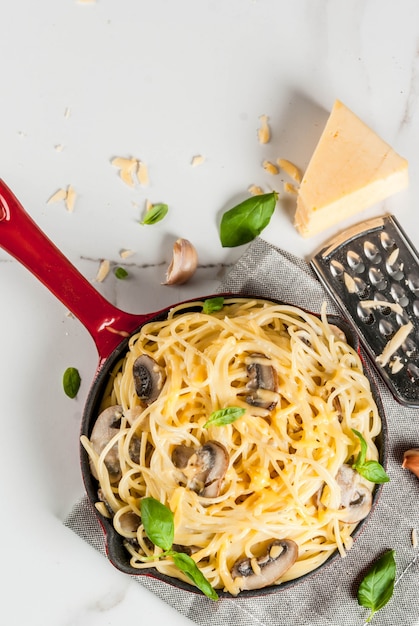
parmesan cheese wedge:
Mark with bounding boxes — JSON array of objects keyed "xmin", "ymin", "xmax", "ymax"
[{"xmin": 294, "ymin": 100, "xmax": 408, "ymax": 237}]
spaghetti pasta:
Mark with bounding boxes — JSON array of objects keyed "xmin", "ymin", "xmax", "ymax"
[{"xmin": 81, "ymin": 298, "xmax": 382, "ymax": 595}]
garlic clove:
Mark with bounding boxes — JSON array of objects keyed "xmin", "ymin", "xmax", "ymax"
[
  {"xmin": 163, "ymin": 238, "xmax": 198, "ymax": 285},
  {"xmin": 402, "ymin": 448, "xmax": 419, "ymax": 478}
]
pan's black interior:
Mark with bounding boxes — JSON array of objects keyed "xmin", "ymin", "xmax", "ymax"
[{"xmin": 79, "ymin": 297, "xmax": 388, "ymax": 598}]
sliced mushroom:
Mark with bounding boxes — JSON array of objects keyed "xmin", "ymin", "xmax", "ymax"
[
  {"xmin": 172, "ymin": 544, "xmax": 199, "ymax": 556},
  {"xmin": 336, "ymin": 464, "xmax": 372, "ymax": 523},
  {"xmin": 172, "ymin": 440, "xmax": 229, "ymax": 497},
  {"xmin": 119, "ymin": 511, "xmax": 143, "ymax": 550},
  {"xmin": 231, "ymin": 539, "xmax": 298, "ymax": 591},
  {"xmin": 329, "ymin": 324, "xmax": 347, "ymax": 342},
  {"xmin": 118, "ymin": 510, "xmax": 141, "ymax": 534},
  {"xmin": 245, "ymin": 354, "xmax": 279, "ymax": 410},
  {"xmin": 172, "ymin": 445, "xmax": 196, "ymax": 469},
  {"xmin": 133, "ymin": 355, "xmax": 165, "ymax": 405},
  {"xmin": 90, "ymin": 405, "xmax": 123, "ymax": 483}
]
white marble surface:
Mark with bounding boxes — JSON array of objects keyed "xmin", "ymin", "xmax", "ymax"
[{"xmin": 1, "ymin": 1, "xmax": 419, "ymax": 624}]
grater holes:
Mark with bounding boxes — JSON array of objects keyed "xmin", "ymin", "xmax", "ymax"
[
  {"xmin": 390, "ymin": 283, "xmax": 409, "ymax": 308},
  {"xmin": 330, "ymin": 259, "xmax": 345, "ymax": 279},
  {"xmin": 346, "ymin": 250, "xmax": 365, "ymax": 273},
  {"xmin": 356, "ymin": 302, "xmax": 374, "ymax": 324},
  {"xmin": 364, "ymin": 240, "xmax": 382, "ymax": 263},
  {"xmin": 372, "ymin": 294, "xmax": 392, "ymax": 316},
  {"xmin": 402, "ymin": 338, "xmax": 418, "ymax": 359},
  {"xmin": 407, "ymin": 273, "xmax": 419, "ymax": 295},
  {"xmin": 386, "ymin": 247, "xmax": 404, "ymax": 280},
  {"xmin": 369, "ymin": 267, "xmax": 387, "ymax": 290},
  {"xmin": 356, "ymin": 280, "xmax": 370, "ymax": 299},
  {"xmin": 379, "ymin": 319, "xmax": 396, "ymax": 337},
  {"xmin": 380, "ymin": 231, "xmax": 396, "ymax": 251},
  {"xmin": 343, "ymin": 273, "xmax": 370, "ymax": 298},
  {"xmin": 396, "ymin": 310, "xmax": 410, "ymax": 326}
]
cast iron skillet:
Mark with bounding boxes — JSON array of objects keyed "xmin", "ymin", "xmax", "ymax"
[{"xmin": 0, "ymin": 179, "xmax": 387, "ymax": 598}]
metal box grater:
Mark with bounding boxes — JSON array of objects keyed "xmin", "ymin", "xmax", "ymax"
[{"xmin": 310, "ymin": 214, "xmax": 419, "ymax": 407}]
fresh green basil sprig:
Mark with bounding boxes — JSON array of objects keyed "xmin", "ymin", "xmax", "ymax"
[
  {"xmin": 203, "ymin": 406, "xmax": 245, "ymax": 428},
  {"xmin": 219, "ymin": 191, "xmax": 278, "ymax": 247},
  {"xmin": 141, "ymin": 203, "xmax": 169, "ymax": 225},
  {"xmin": 140, "ymin": 497, "xmax": 218, "ymax": 600},
  {"xmin": 63, "ymin": 367, "xmax": 81, "ymax": 398},
  {"xmin": 352, "ymin": 429, "xmax": 390, "ymax": 483},
  {"xmin": 202, "ymin": 296, "xmax": 225, "ymax": 314},
  {"xmin": 357, "ymin": 550, "xmax": 396, "ymax": 622}
]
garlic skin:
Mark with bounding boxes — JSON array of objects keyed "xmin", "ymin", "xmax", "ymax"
[
  {"xmin": 402, "ymin": 448, "xmax": 419, "ymax": 478},
  {"xmin": 163, "ymin": 238, "xmax": 198, "ymax": 285}
]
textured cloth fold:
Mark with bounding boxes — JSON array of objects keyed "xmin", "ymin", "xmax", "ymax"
[{"xmin": 65, "ymin": 239, "xmax": 419, "ymax": 626}]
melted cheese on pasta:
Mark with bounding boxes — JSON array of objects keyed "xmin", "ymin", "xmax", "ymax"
[{"xmin": 81, "ymin": 298, "xmax": 381, "ymax": 595}]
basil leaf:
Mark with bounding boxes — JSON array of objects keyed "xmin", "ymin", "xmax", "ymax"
[
  {"xmin": 140, "ymin": 497, "xmax": 174, "ymax": 551},
  {"xmin": 114, "ymin": 266, "xmax": 129, "ymax": 280},
  {"xmin": 351, "ymin": 429, "xmax": 389, "ymax": 484},
  {"xmin": 172, "ymin": 552, "xmax": 218, "ymax": 600},
  {"xmin": 219, "ymin": 191, "xmax": 278, "ymax": 247},
  {"xmin": 357, "ymin": 550, "xmax": 396, "ymax": 622},
  {"xmin": 352, "ymin": 428, "xmax": 367, "ymax": 466},
  {"xmin": 203, "ymin": 406, "xmax": 245, "ymax": 428},
  {"xmin": 356, "ymin": 460, "xmax": 390, "ymax": 484},
  {"xmin": 141, "ymin": 203, "xmax": 168, "ymax": 225},
  {"xmin": 63, "ymin": 367, "xmax": 81, "ymax": 398},
  {"xmin": 202, "ymin": 297, "xmax": 225, "ymax": 314}
]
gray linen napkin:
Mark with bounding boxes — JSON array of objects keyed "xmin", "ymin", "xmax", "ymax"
[{"xmin": 65, "ymin": 239, "xmax": 419, "ymax": 626}]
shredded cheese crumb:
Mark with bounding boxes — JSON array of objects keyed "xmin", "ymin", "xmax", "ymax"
[
  {"xmin": 248, "ymin": 184, "xmax": 264, "ymax": 195},
  {"xmin": 95, "ymin": 260, "xmax": 110, "ymax": 283},
  {"xmin": 111, "ymin": 156, "xmax": 138, "ymax": 187},
  {"xmin": 343, "ymin": 273, "xmax": 357, "ymax": 294},
  {"xmin": 269, "ymin": 544, "xmax": 283, "ymax": 559},
  {"xmin": 262, "ymin": 160, "xmax": 279, "ymax": 175},
  {"xmin": 191, "ymin": 155, "xmax": 205, "ymax": 167},
  {"xmin": 47, "ymin": 186, "xmax": 77, "ymax": 211},
  {"xmin": 257, "ymin": 114, "xmax": 271, "ymax": 144},
  {"xmin": 105, "ymin": 326, "xmax": 130, "ymax": 338},
  {"xmin": 65, "ymin": 185, "xmax": 77, "ymax": 212},
  {"xmin": 284, "ymin": 182, "xmax": 298, "ymax": 194},
  {"xmin": 388, "ymin": 247, "xmax": 400, "ymax": 266},
  {"xmin": 412, "ymin": 528, "xmax": 418, "ymax": 548},
  {"xmin": 360, "ymin": 300, "xmax": 403, "ymax": 315},
  {"xmin": 376, "ymin": 321, "xmax": 413, "ymax": 366},
  {"xmin": 389, "ymin": 356, "xmax": 404, "ymax": 373},
  {"xmin": 64, "ymin": 107, "xmax": 71, "ymax": 119},
  {"xmin": 137, "ymin": 160, "xmax": 149, "ymax": 186},
  {"xmin": 120, "ymin": 249, "xmax": 134, "ymax": 259},
  {"xmin": 277, "ymin": 158, "xmax": 302, "ymax": 183},
  {"xmin": 111, "ymin": 156, "xmax": 149, "ymax": 187},
  {"xmin": 47, "ymin": 188, "xmax": 67, "ymax": 204},
  {"xmin": 54, "ymin": 144, "xmax": 64, "ymax": 152}
]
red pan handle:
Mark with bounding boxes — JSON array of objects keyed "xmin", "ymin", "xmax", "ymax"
[{"xmin": 0, "ymin": 179, "xmax": 150, "ymax": 362}]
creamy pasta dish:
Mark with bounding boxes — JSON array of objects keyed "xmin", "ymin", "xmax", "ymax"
[{"xmin": 81, "ymin": 298, "xmax": 382, "ymax": 596}]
